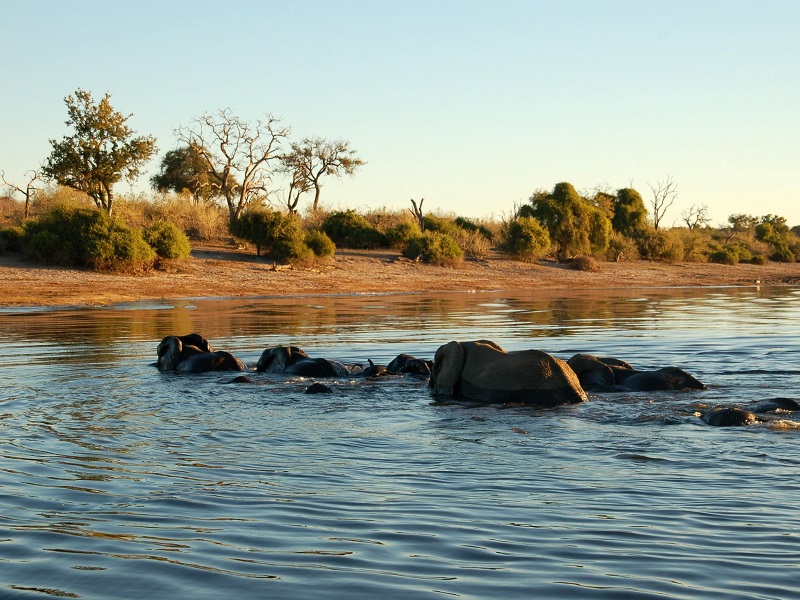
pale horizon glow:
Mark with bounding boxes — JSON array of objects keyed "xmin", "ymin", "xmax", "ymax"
[{"xmin": 2, "ymin": 1, "xmax": 799, "ymax": 226}]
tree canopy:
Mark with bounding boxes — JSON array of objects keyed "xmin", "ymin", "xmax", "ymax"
[
  {"xmin": 174, "ymin": 109, "xmax": 288, "ymax": 223},
  {"xmin": 519, "ymin": 182, "xmax": 611, "ymax": 261},
  {"xmin": 281, "ymin": 137, "xmax": 365, "ymax": 213},
  {"xmin": 151, "ymin": 144, "xmax": 220, "ymax": 204},
  {"xmin": 613, "ymin": 188, "xmax": 649, "ymax": 237},
  {"xmin": 43, "ymin": 89, "xmax": 157, "ymax": 215}
]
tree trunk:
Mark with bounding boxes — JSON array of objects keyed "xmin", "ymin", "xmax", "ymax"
[{"xmin": 312, "ymin": 185, "xmax": 322, "ymax": 211}]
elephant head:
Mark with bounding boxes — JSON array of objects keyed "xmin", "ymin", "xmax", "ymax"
[
  {"xmin": 387, "ymin": 353, "xmax": 432, "ymax": 377},
  {"xmin": 430, "ymin": 340, "xmax": 587, "ymax": 406},
  {"xmin": 256, "ymin": 346, "xmax": 309, "ymax": 373},
  {"xmin": 157, "ymin": 333, "xmax": 244, "ymax": 373}
]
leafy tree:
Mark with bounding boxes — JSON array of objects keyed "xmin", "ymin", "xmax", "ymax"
[
  {"xmin": 755, "ymin": 214, "xmax": 794, "ymax": 262},
  {"xmin": 175, "ymin": 109, "xmax": 289, "ymax": 223},
  {"xmin": 724, "ymin": 213, "xmax": 758, "ymax": 243},
  {"xmin": 612, "ymin": 188, "xmax": 649, "ymax": 238},
  {"xmin": 151, "ymin": 144, "xmax": 219, "ymax": 204},
  {"xmin": 281, "ymin": 137, "xmax": 365, "ymax": 212},
  {"xmin": 43, "ymin": 89, "xmax": 157, "ymax": 215},
  {"xmin": 519, "ymin": 182, "xmax": 611, "ymax": 261}
]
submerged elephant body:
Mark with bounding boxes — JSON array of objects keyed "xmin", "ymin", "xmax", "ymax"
[
  {"xmin": 157, "ymin": 334, "xmax": 246, "ymax": 373},
  {"xmin": 257, "ymin": 346, "xmax": 354, "ymax": 377},
  {"xmin": 430, "ymin": 340, "xmax": 587, "ymax": 407},
  {"xmin": 701, "ymin": 397, "xmax": 800, "ymax": 427},
  {"xmin": 567, "ymin": 353, "xmax": 705, "ymax": 392}
]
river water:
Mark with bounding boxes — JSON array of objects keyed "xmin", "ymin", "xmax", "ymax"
[{"xmin": 1, "ymin": 286, "xmax": 799, "ymax": 599}]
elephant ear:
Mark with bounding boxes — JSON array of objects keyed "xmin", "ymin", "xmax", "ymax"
[{"xmin": 431, "ymin": 341, "xmax": 465, "ymax": 396}]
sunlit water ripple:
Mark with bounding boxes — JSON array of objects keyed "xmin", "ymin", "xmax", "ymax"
[{"xmin": 1, "ymin": 286, "xmax": 799, "ymax": 599}]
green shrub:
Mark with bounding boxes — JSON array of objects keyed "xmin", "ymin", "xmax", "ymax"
[
  {"xmin": 750, "ymin": 253, "xmax": 768, "ymax": 265},
  {"xmin": 386, "ymin": 221, "xmax": 422, "ymax": 249},
  {"xmin": 422, "ymin": 214, "xmax": 459, "ymax": 236},
  {"xmin": 500, "ymin": 217, "xmax": 551, "ymax": 261},
  {"xmin": 403, "ymin": 231, "xmax": 463, "ymax": 266},
  {"xmin": 321, "ymin": 210, "xmax": 387, "ymax": 249},
  {"xmin": 232, "ymin": 209, "xmax": 316, "ymax": 263},
  {"xmin": 454, "ymin": 216, "xmax": 494, "ymax": 241},
  {"xmin": 20, "ymin": 205, "xmax": 155, "ymax": 272},
  {"xmin": 304, "ymin": 229, "xmax": 336, "ymax": 257},
  {"xmin": 606, "ymin": 233, "xmax": 639, "ymax": 261},
  {"xmin": 709, "ymin": 249, "xmax": 739, "ymax": 265},
  {"xmin": 143, "ymin": 220, "xmax": 191, "ymax": 259},
  {"xmin": 0, "ymin": 226, "xmax": 25, "ymax": 254},
  {"xmin": 637, "ymin": 229, "xmax": 684, "ymax": 263}
]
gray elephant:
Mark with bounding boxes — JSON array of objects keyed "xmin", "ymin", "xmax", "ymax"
[
  {"xmin": 567, "ymin": 353, "xmax": 706, "ymax": 392},
  {"xmin": 157, "ymin": 333, "xmax": 246, "ymax": 373},
  {"xmin": 429, "ymin": 340, "xmax": 587, "ymax": 406},
  {"xmin": 701, "ymin": 397, "xmax": 800, "ymax": 427},
  {"xmin": 256, "ymin": 346, "xmax": 355, "ymax": 377},
  {"xmin": 387, "ymin": 353, "xmax": 432, "ymax": 377}
]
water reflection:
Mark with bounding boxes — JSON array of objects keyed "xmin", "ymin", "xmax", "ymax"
[{"xmin": 1, "ymin": 286, "xmax": 800, "ymax": 599}]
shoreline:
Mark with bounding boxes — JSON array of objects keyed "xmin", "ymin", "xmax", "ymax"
[{"xmin": 1, "ymin": 241, "xmax": 798, "ymax": 309}]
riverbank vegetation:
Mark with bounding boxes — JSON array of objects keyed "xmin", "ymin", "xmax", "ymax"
[{"xmin": 1, "ymin": 88, "xmax": 799, "ymax": 274}]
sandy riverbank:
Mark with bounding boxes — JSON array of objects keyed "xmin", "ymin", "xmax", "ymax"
[{"xmin": 1, "ymin": 241, "xmax": 798, "ymax": 308}]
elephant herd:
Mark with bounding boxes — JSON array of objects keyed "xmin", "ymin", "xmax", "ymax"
[{"xmin": 156, "ymin": 334, "xmax": 799, "ymax": 427}]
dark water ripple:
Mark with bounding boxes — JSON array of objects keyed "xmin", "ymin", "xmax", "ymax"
[{"xmin": 1, "ymin": 287, "xmax": 800, "ymax": 599}]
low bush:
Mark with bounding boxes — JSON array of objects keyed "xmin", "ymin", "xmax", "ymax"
[
  {"xmin": 500, "ymin": 217, "xmax": 551, "ymax": 262},
  {"xmin": 21, "ymin": 205, "xmax": 155, "ymax": 272},
  {"xmin": 304, "ymin": 229, "xmax": 336, "ymax": 257},
  {"xmin": 386, "ymin": 221, "xmax": 422, "ymax": 249},
  {"xmin": 403, "ymin": 231, "xmax": 463, "ymax": 266},
  {"xmin": 453, "ymin": 228, "xmax": 493, "ymax": 260},
  {"xmin": 321, "ymin": 210, "xmax": 387, "ymax": 249},
  {"xmin": 232, "ymin": 210, "xmax": 308, "ymax": 263},
  {"xmin": 637, "ymin": 229, "xmax": 684, "ymax": 263},
  {"xmin": 606, "ymin": 233, "xmax": 639, "ymax": 261},
  {"xmin": 708, "ymin": 249, "xmax": 739, "ymax": 265},
  {"xmin": 454, "ymin": 216, "xmax": 494, "ymax": 241},
  {"xmin": 143, "ymin": 220, "xmax": 191, "ymax": 260},
  {"xmin": 750, "ymin": 253, "xmax": 768, "ymax": 265},
  {"xmin": 0, "ymin": 226, "xmax": 24, "ymax": 254}
]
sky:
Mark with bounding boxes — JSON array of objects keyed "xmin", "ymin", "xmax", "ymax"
[{"xmin": 2, "ymin": 0, "xmax": 799, "ymax": 226}]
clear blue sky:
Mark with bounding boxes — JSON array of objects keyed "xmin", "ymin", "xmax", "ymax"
[{"xmin": 2, "ymin": 0, "xmax": 799, "ymax": 226}]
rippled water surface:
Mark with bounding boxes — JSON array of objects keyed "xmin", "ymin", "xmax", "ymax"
[{"xmin": 2, "ymin": 286, "xmax": 800, "ymax": 599}]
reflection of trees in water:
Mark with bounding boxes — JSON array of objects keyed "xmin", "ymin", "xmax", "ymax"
[{"xmin": 0, "ymin": 287, "xmax": 789, "ymax": 361}]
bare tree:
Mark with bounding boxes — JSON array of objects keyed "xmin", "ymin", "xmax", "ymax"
[
  {"xmin": 175, "ymin": 109, "xmax": 289, "ymax": 222},
  {"xmin": 681, "ymin": 203, "xmax": 711, "ymax": 230},
  {"xmin": 647, "ymin": 175, "xmax": 679, "ymax": 230},
  {"xmin": 409, "ymin": 198, "xmax": 424, "ymax": 230},
  {"xmin": 1, "ymin": 166, "xmax": 44, "ymax": 219},
  {"xmin": 282, "ymin": 137, "xmax": 364, "ymax": 212}
]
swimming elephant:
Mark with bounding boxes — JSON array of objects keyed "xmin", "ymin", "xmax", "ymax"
[
  {"xmin": 429, "ymin": 340, "xmax": 587, "ymax": 406},
  {"xmin": 256, "ymin": 346, "xmax": 354, "ymax": 377},
  {"xmin": 157, "ymin": 334, "xmax": 246, "ymax": 373},
  {"xmin": 567, "ymin": 353, "xmax": 706, "ymax": 392},
  {"xmin": 387, "ymin": 353, "xmax": 432, "ymax": 377},
  {"xmin": 701, "ymin": 397, "xmax": 800, "ymax": 427}
]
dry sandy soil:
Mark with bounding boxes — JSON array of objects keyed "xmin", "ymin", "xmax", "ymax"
[{"xmin": 1, "ymin": 240, "xmax": 798, "ymax": 308}]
